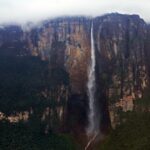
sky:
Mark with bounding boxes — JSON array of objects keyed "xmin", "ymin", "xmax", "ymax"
[{"xmin": 0, "ymin": 0, "xmax": 150, "ymax": 24}]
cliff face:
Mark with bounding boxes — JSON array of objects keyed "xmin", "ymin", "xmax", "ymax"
[
  {"xmin": 0, "ymin": 13, "xmax": 150, "ymax": 133},
  {"xmin": 94, "ymin": 14, "xmax": 148, "ymax": 128},
  {"xmin": 27, "ymin": 17, "xmax": 91, "ymax": 94}
]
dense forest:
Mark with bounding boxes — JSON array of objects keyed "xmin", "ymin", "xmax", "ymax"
[{"xmin": 0, "ymin": 55, "xmax": 77, "ymax": 150}]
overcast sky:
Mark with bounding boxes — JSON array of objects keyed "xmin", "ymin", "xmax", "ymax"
[{"xmin": 0, "ymin": 0, "xmax": 150, "ymax": 24}]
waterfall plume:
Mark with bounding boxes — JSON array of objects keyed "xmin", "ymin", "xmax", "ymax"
[{"xmin": 86, "ymin": 22, "xmax": 99, "ymax": 137}]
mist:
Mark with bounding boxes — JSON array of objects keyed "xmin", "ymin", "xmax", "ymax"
[{"xmin": 0, "ymin": 0, "xmax": 150, "ymax": 24}]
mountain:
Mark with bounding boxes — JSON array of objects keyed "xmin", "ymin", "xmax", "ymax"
[{"xmin": 0, "ymin": 13, "xmax": 150, "ymax": 149}]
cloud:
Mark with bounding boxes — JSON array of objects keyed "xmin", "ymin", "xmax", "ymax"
[{"xmin": 0, "ymin": 0, "xmax": 150, "ymax": 24}]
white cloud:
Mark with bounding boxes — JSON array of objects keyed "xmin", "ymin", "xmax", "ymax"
[{"xmin": 0, "ymin": 0, "xmax": 150, "ymax": 24}]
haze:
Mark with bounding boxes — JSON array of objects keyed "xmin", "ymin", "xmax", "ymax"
[{"xmin": 0, "ymin": 0, "xmax": 150, "ymax": 24}]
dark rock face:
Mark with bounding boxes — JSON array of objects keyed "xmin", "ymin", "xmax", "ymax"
[
  {"xmin": 94, "ymin": 13, "xmax": 148, "ymax": 128},
  {"xmin": 0, "ymin": 13, "xmax": 150, "ymax": 133},
  {"xmin": 26, "ymin": 18, "xmax": 92, "ymax": 134},
  {"xmin": 0, "ymin": 25, "xmax": 28, "ymax": 56}
]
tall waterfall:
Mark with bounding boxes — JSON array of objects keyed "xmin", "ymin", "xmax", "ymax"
[{"xmin": 86, "ymin": 22, "xmax": 98, "ymax": 137}]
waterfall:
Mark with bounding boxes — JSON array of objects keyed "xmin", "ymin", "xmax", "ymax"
[{"xmin": 86, "ymin": 22, "xmax": 99, "ymax": 138}]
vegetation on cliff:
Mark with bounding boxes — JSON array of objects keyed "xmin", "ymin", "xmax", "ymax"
[{"xmin": 98, "ymin": 94, "xmax": 150, "ymax": 150}]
